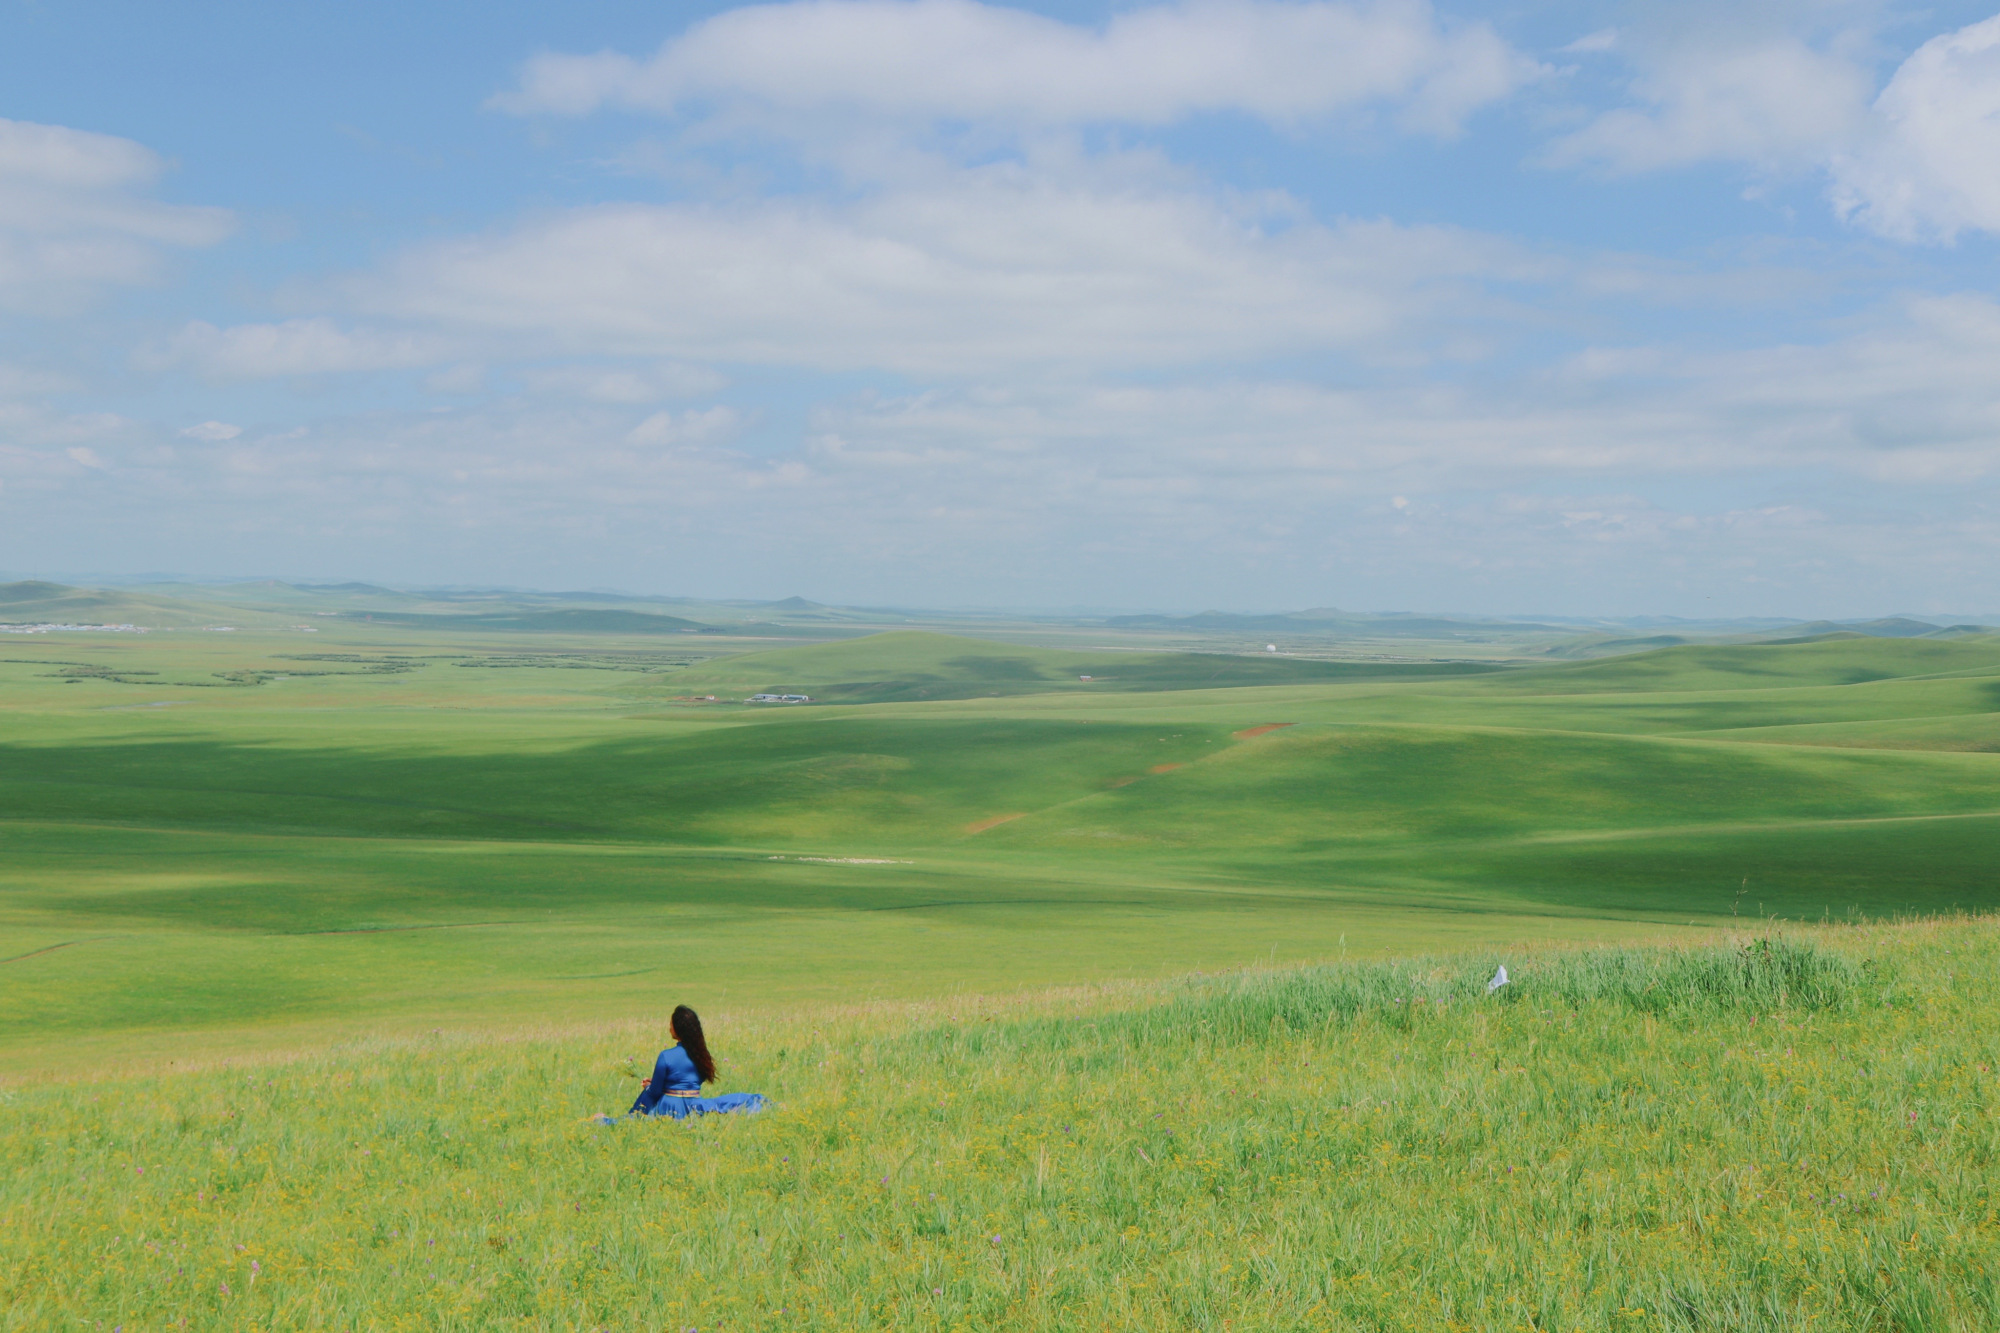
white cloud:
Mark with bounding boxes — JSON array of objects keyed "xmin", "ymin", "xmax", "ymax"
[
  {"xmin": 0, "ymin": 118, "xmax": 232, "ymax": 312},
  {"xmin": 799, "ymin": 290, "xmax": 2000, "ymax": 499},
  {"xmin": 424, "ymin": 363, "xmax": 487, "ymax": 395},
  {"xmin": 1561, "ymin": 29, "xmax": 1618, "ymax": 55},
  {"xmin": 178, "ymin": 420, "xmax": 242, "ymax": 441},
  {"xmin": 1831, "ymin": 15, "xmax": 2000, "ymax": 241},
  {"xmin": 1543, "ymin": 36, "xmax": 1871, "ymax": 173},
  {"xmin": 495, "ymin": 0, "xmax": 1540, "ymax": 136},
  {"xmin": 523, "ymin": 361, "xmax": 727, "ymax": 403},
  {"xmin": 359, "ymin": 161, "xmax": 1526, "ymax": 375},
  {"xmin": 0, "ymin": 362, "xmax": 76, "ymax": 397},
  {"xmin": 13, "ymin": 283, "xmax": 2000, "ymax": 612},
  {"xmin": 1546, "ymin": 292, "xmax": 2000, "ymax": 480},
  {"xmin": 627, "ymin": 405, "xmax": 744, "ymax": 445},
  {"xmin": 158, "ymin": 318, "xmax": 452, "ymax": 380},
  {"xmin": 1540, "ymin": 10, "xmax": 2000, "ymax": 244}
]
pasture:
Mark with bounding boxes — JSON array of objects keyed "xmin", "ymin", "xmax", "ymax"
[
  {"xmin": 6, "ymin": 624, "xmax": 2000, "ymax": 1329},
  {"xmin": 5, "ymin": 627, "xmax": 2000, "ymax": 1072},
  {"xmin": 4, "ymin": 920, "xmax": 1997, "ymax": 1330}
]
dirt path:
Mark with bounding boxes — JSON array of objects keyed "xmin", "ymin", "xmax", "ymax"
[
  {"xmin": 964, "ymin": 813, "xmax": 1028, "ymax": 835},
  {"xmin": 1232, "ymin": 722, "xmax": 1296, "ymax": 739}
]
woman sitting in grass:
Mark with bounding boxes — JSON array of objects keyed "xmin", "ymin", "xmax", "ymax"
[{"xmin": 608, "ymin": 1004, "xmax": 767, "ymax": 1121}]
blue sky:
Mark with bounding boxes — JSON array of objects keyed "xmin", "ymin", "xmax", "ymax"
[{"xmin": 4, "ymin": 0, "xmax": 2000, "ymax": 615}]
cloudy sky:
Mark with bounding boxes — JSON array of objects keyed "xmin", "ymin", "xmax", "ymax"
[{"xmin": 4, "ymin": 0, "xmax": 2000, "ymax": 615}]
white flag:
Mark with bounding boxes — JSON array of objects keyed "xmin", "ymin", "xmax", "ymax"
[{"xmin": 1486, "ymin": 965, "xmax": 1509, "ymax": 994}]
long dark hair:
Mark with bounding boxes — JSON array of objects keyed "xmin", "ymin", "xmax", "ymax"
[{"xmin": 670, "ymin": 1004, "xmax": 716, "ymax": 1084}]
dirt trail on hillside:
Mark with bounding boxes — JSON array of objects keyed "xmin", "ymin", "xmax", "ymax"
[
  {"xmin": 964, "ymin": 813, "xmax": 1027, "ymax": 835},
  {"xmin": 1232, "ymin": 723, "xmax": 1296, "ymax": 739}
]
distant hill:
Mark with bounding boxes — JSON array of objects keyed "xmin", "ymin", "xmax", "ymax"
[
  {"xmin": 335, "ymin": 609, "xmax": 716, "ymax": 634},
  {"xmin": 129, "ymin": 580, "xmax": 886, "ymax": 630},
  {"xmin": 1538, "ymin": 633, "xmax": 1691, "ymax": 660},
  {"xmin": 1497, "ymin": 635, "xmax": 2000, "ymax": 694},
  {"xmin": 0, "ymin": 580, "xmax": 264, "ymax": 628},
  {"xmin": 1784, "ymin": 616, "xmax": 1952, "ymax": 640},
  {"xmin": 1103, "ymin": 608, "xmax": 1568, "ymax": 638},
  {"xmin": 660, "ymin": 630, "xmax": 1505, "ymax": 703}
]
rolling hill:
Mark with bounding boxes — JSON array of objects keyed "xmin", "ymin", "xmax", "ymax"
[
  {"xmin": 656, "ymin": 630, "xmax": 1507, "ymax": 702},
  {"xmin": 332, "ymin": 608, "xmax": 718, "ymax": 634},
  {"xmin": 1488, "ymin": 634, "xmax": 2000, "ymax": 693},
  {"xmin": 1102, "ymin": 607, "xmax": 1569, "ymax": 637},
  {"xmin": 0, "ymin": 580, "xmax": 273, "ymax": 628}
]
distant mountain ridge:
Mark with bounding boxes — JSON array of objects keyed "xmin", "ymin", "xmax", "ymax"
[
  {"xmin": 10, "ymin": 578, "xmax": 1991, "ymax": 649},
  {"xmin": 0, "ymin": 580, "xmax": 263, "ymax": 628},
  {"xmin": 1104, "ymin": 608, "xmax": 1573, "ymax": 637},
  {"xmin": 661, "ymin": 630, "xmax": 1505, "ymax": 704},
  {"xmin": 335, "ymin": 608, "xmax": 717, "ymax": 634}
]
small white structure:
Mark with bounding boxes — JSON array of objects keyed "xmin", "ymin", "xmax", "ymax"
[
  {"xmin": 1265, "ymin": 644, "xmax": 1279, "ymax": 653},
  {"xmin": 747, "ymin": 693, "xmax": 812, "ymax": 703},
  {"xmin": 0, "ymin": 622, "xmax": 146, "ymax": 634}
]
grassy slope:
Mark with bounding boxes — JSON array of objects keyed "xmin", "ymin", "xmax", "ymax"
[
  {"xmin": 0, "ymin": 581, "xmax": 274, "ymax": 629},
  {"xmin": 658, "ymin": 630, "xmax": 1503, "ymax": 702},
  {"xmin": 5, "ymin": 630, "xmax": 2000, "ymax": 1068},
  {"xmin": 3, "ymin": 922, "xmax": 1995, "ymax": 1331},
  {"xmin": 1482, "ymin": 635, "xmax": 2000, "ymax": 693},
  {"xmin": 335, "ymin": 608, "xmax": 715, "ymax": 633}
]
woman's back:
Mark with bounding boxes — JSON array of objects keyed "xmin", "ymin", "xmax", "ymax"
[
  {"xmin": 603, "ymin": 1003, "xmax": 769, "ymax": 1122},
  {"xmin": 655, "ymin": 1044, "xmax": 702, "ymax": 1092}
]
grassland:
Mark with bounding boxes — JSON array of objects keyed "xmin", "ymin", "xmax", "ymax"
[
  {"xmin": 4, "ymin": 920, "xmax": 1996, "ymax": 1330},
  {"xmin": 6, "ymin": 625, "xmax": 2000, "ymax": 1075},
  {"xmin": 655, "ymin": 630, "xmax": 1502, "ymax": 702},
  {"xmin": 6, "ymin": 617, "xmax": 2000, "ymax": 1328}
]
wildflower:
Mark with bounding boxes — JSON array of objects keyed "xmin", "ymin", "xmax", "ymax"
[{"xmin": 220, "ymin": 1283, "xmax": 231, "ymax": 1295}]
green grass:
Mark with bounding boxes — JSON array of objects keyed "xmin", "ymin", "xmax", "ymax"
[
  {"xmin": 1481, "ymin": 636, "xmax": 2000, "ymax": 693},
  {"xmin": 0, "ymin": 580, "xmax": 282, "ymax": 630},
  {"xmin": 657, "ymin": 630, "xmax": 1503, "ymax": 703},
  {"xmin": 6, "ymin": 627, "xmax": 2000, "ymax": 1069},
  {"xmin": 334, "ymin": 608, "xmax": 716, "ymax": 634},
  {"xmin": 9, "ymin": 626, "xmax": 2000, "ymax": 1328},
  {"xmin": 4, "ymin": 920, "xmax": 1996, "ymax": 1331}
]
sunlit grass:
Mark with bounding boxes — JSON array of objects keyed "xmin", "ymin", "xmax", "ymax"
[{"xmin": 6, "ymin": 918, "xmax": 1996, "ymax": 1331}]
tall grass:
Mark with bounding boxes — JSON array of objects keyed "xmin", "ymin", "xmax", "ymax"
[{"xmin": 3, "ymin": 920, "xmax": 1996, "ymax": 1331}]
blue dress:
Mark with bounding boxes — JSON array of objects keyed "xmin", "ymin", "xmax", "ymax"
[{"xmin": 627, "ymin": 1045, "xmax": 768, "ymax": 1120}]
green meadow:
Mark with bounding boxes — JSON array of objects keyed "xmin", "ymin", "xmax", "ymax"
[
  {"xmin": 5, "ymin": 625, "xmax": 2000, "ymax": 1071},
  {"xmin": 5, "ymin": 921, "xmax": 1998, "ymax": 1330},
  {"xmin": 5, "ymin": 621, "xmax": 2000, "ymax": 1328}
]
